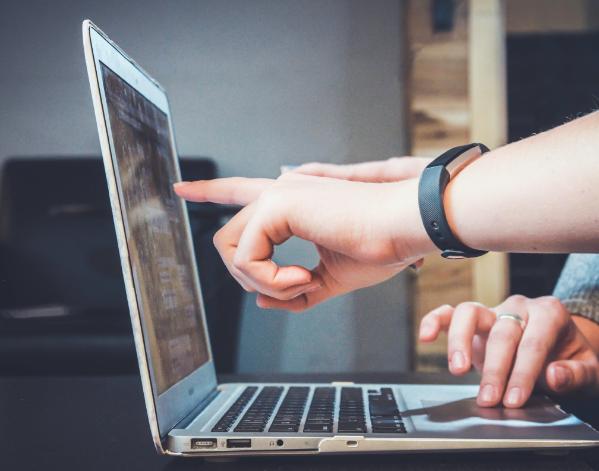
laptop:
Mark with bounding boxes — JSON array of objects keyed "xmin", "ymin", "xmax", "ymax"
[{"xmin": 82, "ymin": 20, "xmax": 599, "ymax": 457}]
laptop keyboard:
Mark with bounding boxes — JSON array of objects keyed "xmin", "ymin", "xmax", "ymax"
[
  {"xmin": 211, "ymin": 386, "xmax": 258, "ymax": 432},
  {"xmin": 338, "ymin": 387, "xmax": 367, "ymax": 433},
  {"xmin": 234, "ymin": 386, "xmax": 284, "ymax": 432},
  {"xmin": 303, "ymin": 386, "xmax": 335, "ymax": 433},
  {"xmin": 368, "ymin": 387, "xmax": 406, "ymax": 434},
  {"xmin": 212, "ymin": 385, "xmax": 407, "ymax": 434},
  {"xmin": 268, "ymin": 386, "xmax": 310, "ymax": 432}
]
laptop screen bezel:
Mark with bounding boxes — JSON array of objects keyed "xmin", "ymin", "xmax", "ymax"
[{"xmin": 83, "ymin": 21, "xmax": 217, "ymax": 441}]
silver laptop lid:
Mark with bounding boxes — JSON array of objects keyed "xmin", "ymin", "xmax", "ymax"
[{"xmin": 82, "ymin": 20, "xmax": 217, "ymax": 449}]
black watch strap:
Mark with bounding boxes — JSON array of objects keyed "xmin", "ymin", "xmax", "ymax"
[{"xmin": 418, "ymin": 143, "xmax": 489, "ymax": 259}]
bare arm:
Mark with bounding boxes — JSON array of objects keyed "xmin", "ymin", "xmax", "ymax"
[
  {"xmin": 176, "ymin": 113, "xmax": 599, "ymax": 311},
  {"xmin": 419, "ymin": 296, "xmax": 599, "ymax": 408},
  {"xmin": 444, "ymin": 112, "xmax": 599, "ymax": 254}
]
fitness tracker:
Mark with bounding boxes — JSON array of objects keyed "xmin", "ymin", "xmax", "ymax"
[{"xmin": 418, "ymin": 143, "xmax": 489, "ymax": 259}]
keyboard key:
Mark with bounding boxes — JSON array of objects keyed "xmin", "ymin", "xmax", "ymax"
[
  {"xmin": 303, "ymin": 423, "xmax": 332, "ymax": 433},
  {"xmin": 338, "ymin": 387, "xmax": 366, "ymax": 434},
  {"xmin": 372, "ymin": 425, "xmax": 406, "ymax": 434},
  {"xmin": 268, "ymin": 386, "xmax": 309, "ymax": 433},
  {"xmin": 337, "ymin": 424, "xmax": 367, "ymax": 433},
  {"xmin": 368, "ymin": 388, "xmax": 406, "ymax": 434},
  {"xmin": 302, "ymin": 387, "xmax": 335, "ymax": 434},
  {"xmin": 234, "ymin": 386, "xmax": 284, "ymax": 433},
  {"xmin": 211, "ymin": 386, "xmax": 257, "ymax": 433},
  {"xmin": 269, "ymin": 424, "xmax": 299, "ymax": 433}
]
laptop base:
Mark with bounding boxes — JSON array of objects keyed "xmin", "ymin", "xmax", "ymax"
[{"xmin": 167, "ymin": 382, "xmax": 599, "ymax": 456}]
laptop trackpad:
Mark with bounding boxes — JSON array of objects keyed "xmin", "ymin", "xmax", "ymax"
[
  {"xmin": 419, "ymin": 396, "xmax": 565, "ymax": 423},
  {"xmin": 399, "ymin": 385, "xmax": 589, "ymax": 439}
]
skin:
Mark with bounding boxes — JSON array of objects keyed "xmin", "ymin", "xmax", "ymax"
[
  {"xmin": 174, "ymin": 112, "xmax": 599, "ymax": 406},
  {"xmin": 175, "ymin": 112, "xmax": 599, "ymax": 311},
  {"xmin": 176, "ymin": 173, "xmax": 427, "ymax": 311},
  {"xmin": 419, "ymin": 296, "xmax": 599, "ymax": 408},
  {"xmin": 295, "ymin": 160, "xmax": 599, "ymax": 408}
]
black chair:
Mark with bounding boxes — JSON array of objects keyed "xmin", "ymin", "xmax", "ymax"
[{"xmin": 0, "ymin": 157, "xmax": 243, "ymax": 375}]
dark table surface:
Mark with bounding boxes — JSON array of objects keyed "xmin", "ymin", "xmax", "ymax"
[{"xmin": 1, "ymin": 372, "xmax": 598, "ymax": 471}]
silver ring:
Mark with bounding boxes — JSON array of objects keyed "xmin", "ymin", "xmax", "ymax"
[{"xmin": 495, "ymin": 313, "xmax": 526, "ymax": 330}]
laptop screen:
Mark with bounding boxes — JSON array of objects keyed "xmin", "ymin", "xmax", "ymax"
[{"xmin": 101, "ymin": 63, "xmax": 210, "ymax": 394}]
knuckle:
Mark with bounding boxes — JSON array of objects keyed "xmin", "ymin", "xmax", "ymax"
[
  {"xmin": 542, "ymin": 306, "xmax": 569, "ymax": 331},
  {"xmin": 257, "ymin": 188, "xmax": 283, "ymax": 210},
  {"xmin": 428, "ymin": 304, "xmax": 452, "ymax": 320},
  {"xmin": 436, "ymin": 304, "xmax": 453, "ymax": 315},
  {"xmin": 537, "ymin": 296, "xmax": 567, "ymax": 319},
  {"xmin": 507, "ymin": 294, "xmax": 528, "ymax": 305},
  {"xmin": 538, "ymin": 295, "xmax": 562, "ymax": 309},
  {"xmin": 230, "ymin": 266, "xmax": 244, "ymax": 280},
  {"xmin": 456, "ymin": 301, "xmax": 481, "ymax": 317},
  {"xmin": 232, "ymin": 255, "xmax": 248, "ymax": 272}
]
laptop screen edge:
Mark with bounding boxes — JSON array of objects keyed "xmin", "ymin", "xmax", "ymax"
[{"xmin": 82, "ymin": 20, "xmax": 218, "ymax": 446}]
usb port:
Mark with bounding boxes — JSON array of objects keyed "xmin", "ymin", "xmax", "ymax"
[
  {"xmin": 191, "ymin": 438, "xmax": 217, "ymax": 449},
  {"xmin": 226, "ymin": 438, "xmax": 251, "ymax": 448}
]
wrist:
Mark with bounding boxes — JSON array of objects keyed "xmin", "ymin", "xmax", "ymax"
[{"xmin": 389, "ymin": 178, "xmax": 438, "ymax": 263}]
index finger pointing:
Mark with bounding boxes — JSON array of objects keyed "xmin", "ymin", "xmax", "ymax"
[{"xmin": 173, "ymin": 177, "xmax": 274, "ymax": 205}]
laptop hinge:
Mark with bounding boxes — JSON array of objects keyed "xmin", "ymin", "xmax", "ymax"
[{"xmin": 169, "ymin": 388, "xmax": 220, "ymax": 433}]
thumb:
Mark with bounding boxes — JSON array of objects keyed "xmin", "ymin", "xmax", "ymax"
[{"xmin": 545, "ymin": 359, "xmax": 596, "ymax": 393}]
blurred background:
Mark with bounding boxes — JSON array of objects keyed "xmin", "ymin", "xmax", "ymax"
[{"xmin": 1, "ymin": 0, "xmax": 598, "ymax": 377}]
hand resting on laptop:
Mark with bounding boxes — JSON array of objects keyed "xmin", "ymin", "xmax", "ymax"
[{"xmin": 419, "ymin": 295, "xmax": 599, "ymax": 409}]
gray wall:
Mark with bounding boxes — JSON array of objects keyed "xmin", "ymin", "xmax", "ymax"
[{"xmin": 0, "ymin": 0, "xmax": 413, "ymax": 373}]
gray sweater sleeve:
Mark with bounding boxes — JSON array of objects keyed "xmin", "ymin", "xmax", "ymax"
[{"xmin": 553, "ymin": 254, "xmax": 599, "ymax": 324}]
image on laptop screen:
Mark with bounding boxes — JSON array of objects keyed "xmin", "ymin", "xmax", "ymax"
[{"xmin": 101, "ymin": 63, "xmax": 209, "ymax": 394}]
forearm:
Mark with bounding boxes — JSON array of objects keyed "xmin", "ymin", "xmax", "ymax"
[{"xmin": 445, "ymin": 112, "xmax": 599, "ymax": 253}]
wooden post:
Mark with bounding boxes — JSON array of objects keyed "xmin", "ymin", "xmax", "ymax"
[
  {"xmin": 469, "ymin": 0, "xmax": 510, "ymax": 306},
  {"xmin": 406, "ymin": 0, "xmax": 509, "ymax": 371}
]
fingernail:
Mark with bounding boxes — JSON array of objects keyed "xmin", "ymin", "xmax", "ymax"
[
  {"xmin": 480, "ymin": 384, "xmax": 496, "ymax": 403},
  {"xmin": 506, "ymin": 387, "xmax": 521, "ymax": 406},
  {"xmin": 451, "ymin": 351, "xmax": 465, "ymax": 370},
  {"xmin": 419, "ymin": 322, "xmax": 434, "ymax": 338},
  {"xmin": 173, "ymin": 181, "xmax": 191, "ymax": 188},
  {"xmin": 553, "ymin": 365, "xmax": 570, "ymax": 389}
]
